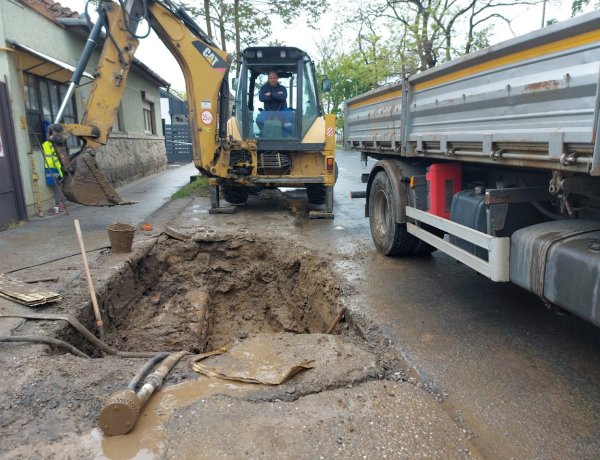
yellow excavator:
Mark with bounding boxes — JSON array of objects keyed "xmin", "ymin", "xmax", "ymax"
[{"xmin": 48, "ymin": 0, "xmax": 336, "ymax": 217}]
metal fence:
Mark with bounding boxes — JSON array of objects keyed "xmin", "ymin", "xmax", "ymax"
[{"xmin": 164, "ymin": 123, "xmax": 192, "ymax": 163}]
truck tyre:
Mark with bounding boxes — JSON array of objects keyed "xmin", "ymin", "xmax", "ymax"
[
  {"xmin": 306, "ymin": 184, "xmax": 326, "ymax": 205},
  {"xmin": 369, "ymin": 170, "xmax": 419, "ymax": 256},
  {"xmin": 222, "ymin": 184, "xmax": 249, "ymax": 204}
]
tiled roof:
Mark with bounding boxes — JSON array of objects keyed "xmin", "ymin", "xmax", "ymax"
[
  {"xmin": 22, "ymin": 0, "xmax": 80, "ymax": 20},
  {"xmin": 42, "ymin": 0, "xmax": 80, "ymax": 18}
]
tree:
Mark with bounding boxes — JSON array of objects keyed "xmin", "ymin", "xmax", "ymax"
[
  {"xmin": 315, "ymin": 32, "xmax": 403, "ymax": 126},
  {"xmin": 349, "ymin": 0, "xmax": 540, "ymax": 71},
  {"xmin": 571, "ymin": 0, "xmax": 599, "ymax": 15},
  {"xmin": 185, "ymin": 0, "xmax": 328, "ymax": 75}
]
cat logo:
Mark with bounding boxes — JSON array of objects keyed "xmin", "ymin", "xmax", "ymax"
[
  {"xmin": 202, "ymin": 48, "xmax": 218, "ymax": 67},
  {"xmin": 193, "ymin": 41, "xmax": 228, "ymax": 70}
]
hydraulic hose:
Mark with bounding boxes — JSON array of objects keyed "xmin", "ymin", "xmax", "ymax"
[
  {"xmin": 127, "ymin": 352, "xmax": 170, "ymax": 390},
  {"xmin": 0, "ymin": 335, "xmax": 90, "ymax": 359},
  {"xmin": 135, "ymin": 350, "xmax": 190, "ymax": 406}
]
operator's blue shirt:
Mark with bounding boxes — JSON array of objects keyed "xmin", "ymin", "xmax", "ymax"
[{"xmin": 259, "ymin": 83, "xmax": 287, "ymax": 111}]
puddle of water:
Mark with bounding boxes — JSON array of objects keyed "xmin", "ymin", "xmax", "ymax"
[{"xmin": 92, "ymin": 376, "xmax": 257, "ymax": 459}]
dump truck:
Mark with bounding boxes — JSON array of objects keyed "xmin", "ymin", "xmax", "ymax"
[
  {"xmin": 48, "ymin": 0, "xmax": 336, "ymax": 217},
  {"xmin": 344, "ymin": 10, "xmax": 600, "ymax": 326}
]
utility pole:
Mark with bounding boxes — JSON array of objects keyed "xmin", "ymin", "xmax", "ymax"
[{"xmin": 541, "ymin": 0, "xmax": 547, "ymax": 28}]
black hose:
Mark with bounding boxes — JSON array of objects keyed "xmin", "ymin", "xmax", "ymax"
[
  {"xmin": 136, "ymin": 351, "xmax": 191, "ymax": 406},
  {"xmin": 0, "ymin": 313, "xmax": 170, "ymax": 358},
  {"xmin": 127, "ymin": 352, "xmax": 170, "ymax": 390},
  {"xmin": 532, "ymin": 200, "xmax": 566, "ymax": 221},
  {"xmin": 0, "ymin": 335, "xmax": 90, "ymax": 359},
  {"xmin": 5, "ymin": 246, "xmax": 111, "ymax": 274}
]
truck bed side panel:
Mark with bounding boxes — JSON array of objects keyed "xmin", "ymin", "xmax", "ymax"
[
  {"xmin": 344, "ymin": 85, "xmax": 403, "ymax": 154},
  {"xmin": 345, "ymin": 11, "xmax": 600, "ymax": 175}
]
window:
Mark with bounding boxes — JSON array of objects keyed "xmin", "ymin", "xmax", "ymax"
[
  {"xmin": 23, "ymin": 72, "xmax": 78, "ymax": 149},
  {"xmin": 238, "ymin": 65, "xmax": 296, "ymax": 139},
  {"xmin": 142, "ymin": 91, "xmax": 156, "ymax": 134},
  {"xmin": 300, "ymin": 58, "xmax": 319, "ymax": 137},
  {"xmin": 143, "ymin": 107, "xmax": 154, "ymax": 133},
  {"xmin": 112, "ymin": 104, "xmax": 124, "ymax": 132}
]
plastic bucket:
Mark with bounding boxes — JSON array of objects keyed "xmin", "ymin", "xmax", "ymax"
[
  {"xmin": 45, "ymin": 168, "xmax": 60, "ymax": 186},
  {"xmin": 106, "ymin": 223, "xmax": 135, "ymax": 253}
]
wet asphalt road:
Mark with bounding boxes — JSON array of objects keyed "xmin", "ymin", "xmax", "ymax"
[{"xmin": 302, "ymin": 151, "xmax": 600, "ymax": 458}]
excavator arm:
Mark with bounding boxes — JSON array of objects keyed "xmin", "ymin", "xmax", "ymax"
[{"xmin": 48, "ymin": 0, "xmax": 231, "ymax": 205}]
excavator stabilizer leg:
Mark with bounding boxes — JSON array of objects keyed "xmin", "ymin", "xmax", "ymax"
[{"xmin": 62, "ymin": 151, "xmax": 136, "ymax": 206}]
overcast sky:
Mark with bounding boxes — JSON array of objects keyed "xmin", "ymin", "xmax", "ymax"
[{"xmin": 55, "ymin": 0, "xmax": 586, "ymax": 92}]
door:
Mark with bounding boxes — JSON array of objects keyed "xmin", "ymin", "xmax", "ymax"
[{"xmin": 0, "ymin": 82, "xmax": 27, "ymax": 228}]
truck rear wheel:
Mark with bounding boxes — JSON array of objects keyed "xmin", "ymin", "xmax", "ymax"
[
  {"xmin": 369, "ymin": 171, "xmax": 419, "ymax": 256},
  {"xmin": 222, "ymin": 184, "xmax": 249, "ymax": 204}
]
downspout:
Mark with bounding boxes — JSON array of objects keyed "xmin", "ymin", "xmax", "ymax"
[{"xmin": 29, "ymin": 152, "xmax": 43, "ymax": 217}]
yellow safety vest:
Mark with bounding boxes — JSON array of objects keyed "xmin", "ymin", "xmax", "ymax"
[{"xmin": 42, "ymin": 141, "xmax": 63, "ymax": 178}]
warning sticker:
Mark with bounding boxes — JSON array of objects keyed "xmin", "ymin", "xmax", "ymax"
[
  {"xmin": 200, "ymin": 100, "xmax": 212, "ymax": 109},
  {"xmin": 201, "ymin": 110, "xmax": 214, "ymax": 125}
]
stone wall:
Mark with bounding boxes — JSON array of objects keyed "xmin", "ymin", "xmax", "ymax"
[{"xmin": 95, "ymin": 132, "xmax": 167, "ymax": 188}]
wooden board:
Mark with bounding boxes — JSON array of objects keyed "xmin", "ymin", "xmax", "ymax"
[{"xmin": 0, "ymin": 273, "xmax": 61, "ymax": 306}]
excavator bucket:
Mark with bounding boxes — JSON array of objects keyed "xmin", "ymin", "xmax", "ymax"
[{"xmin": 61, "ymin": 151, "xmax": 136, "ymax": 206}]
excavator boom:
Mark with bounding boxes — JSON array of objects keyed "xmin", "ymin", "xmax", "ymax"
[{"xmin": 49, "ymin": 0, "xmax": 231, "ymax": 205}]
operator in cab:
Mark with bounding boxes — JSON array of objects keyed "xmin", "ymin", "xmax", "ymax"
[
  {"xmin": 259, "ymin": 70, "xmax": 287, "ymax": 111},
  {"xmin": 256, "ymin": 70, "xmax": 293, "ymax": 136}
]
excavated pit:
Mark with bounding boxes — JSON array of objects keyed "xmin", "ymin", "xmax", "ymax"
[{"xmin": 81, "ymin": 231, "xmax": 348, "ymax": 356}]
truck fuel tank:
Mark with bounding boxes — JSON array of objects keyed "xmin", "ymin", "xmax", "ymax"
[{"xmin": 510, "ymin": 220, "xmax": 600, "ymax": 326}]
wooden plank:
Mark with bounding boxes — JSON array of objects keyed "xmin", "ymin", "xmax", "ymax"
[{"xmin": 0, "ymin": 273, "xmax": 61, "ymax": 306}]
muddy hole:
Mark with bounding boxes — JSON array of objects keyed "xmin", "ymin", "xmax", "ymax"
[{"xmin": 78, "ymin": 232, "xmax": 346, "ymax": 356}]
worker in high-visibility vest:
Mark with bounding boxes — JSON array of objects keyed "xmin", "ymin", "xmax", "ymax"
[{"xmin": 42, "ymin": 140, "xmax": 63, "ymax": 186}]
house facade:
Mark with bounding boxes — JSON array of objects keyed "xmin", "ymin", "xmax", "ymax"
[{"xmin": 0, "ymin": 0, "xmax": 169, "ymax": 225}]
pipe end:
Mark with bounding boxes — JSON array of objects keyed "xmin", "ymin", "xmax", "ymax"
[{"xmin": 98, "ymin": 389, "xmax": 140, "ymax": 436}]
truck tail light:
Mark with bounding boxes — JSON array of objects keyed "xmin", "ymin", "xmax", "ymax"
[{"xmin": 326, "ymin": 157, "xmax": 334, "ymax": 171}]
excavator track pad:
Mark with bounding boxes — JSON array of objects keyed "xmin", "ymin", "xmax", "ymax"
[{"xmin": 62, "ymin": 151, "xmax": 136, "ymax": 206}]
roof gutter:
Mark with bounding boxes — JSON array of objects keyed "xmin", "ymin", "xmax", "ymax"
[{"xmin": 56, "ymin": 16, "xmax": 89, "ymax": 27}]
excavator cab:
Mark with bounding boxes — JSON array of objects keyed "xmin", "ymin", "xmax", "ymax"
[
  {"xmin": 222, "ymin": 45, "xmax": 336, "ymax": 213},
  {"xmin": 234, "ymin": 47, "xmax": 321, "ymax": 142}
]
